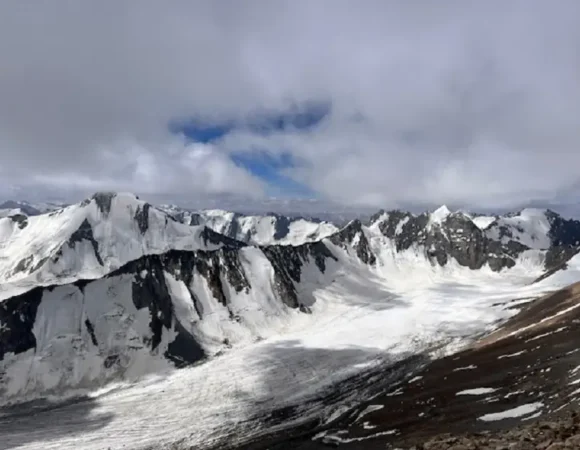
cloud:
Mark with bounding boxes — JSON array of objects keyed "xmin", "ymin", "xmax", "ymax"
[{"xmin": 0, "ymin": 1, "xmax": 579, "ymax": 209}]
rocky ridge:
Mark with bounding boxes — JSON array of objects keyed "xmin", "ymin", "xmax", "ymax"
[
  {"xmin": 162, "ymin": 207, "xmax": 339, "ymax": 246},
  {"xmin": 369, "ymin": 206, "xmax": 580, "ymax": 273},
  {"xmin": 0, "ymin": 192, "xmax": 241, "ymax": 286}
]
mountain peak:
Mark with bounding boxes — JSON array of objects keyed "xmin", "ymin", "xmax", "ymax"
[
  {"xmin": 86, "ymin": 191, "xmax": 141, "ymax": 216},
  {"xmin": 430, "ymin": 205, "xmax": 451, "ymax": 223}
]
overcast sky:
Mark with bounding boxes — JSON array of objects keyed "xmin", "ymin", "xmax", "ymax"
[{"xmin": 0, "ymin": 1, "xmax": 579, "ymax": 211}]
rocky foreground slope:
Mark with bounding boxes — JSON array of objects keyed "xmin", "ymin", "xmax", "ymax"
[{"xmin": 246, "ymin": 283, "xmax": 580, "ymax": 450}]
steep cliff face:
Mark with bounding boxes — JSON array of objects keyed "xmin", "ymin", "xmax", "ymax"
[
  {"xmin": 262, "ymin": 242, "xmax": 336, "ymax": 311},
  {"xmin": 370, "ymin": 208, "xmax": 527, "ymax": 271},
  {"xmin": 0, "ymin": 240, "xmax": 341, "ymax": 404},
  {"xmin": 329, "ymin": 219, "xmax": 376, "ymax": 265}
]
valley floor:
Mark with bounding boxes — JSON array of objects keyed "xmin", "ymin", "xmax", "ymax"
[
  {"xmin": 242, "ymin": 283, "xmax": 580, "ymax": 450},
  {"xmin": 0, "ymin": 258, "xmax": 575, "ymax": 450}
]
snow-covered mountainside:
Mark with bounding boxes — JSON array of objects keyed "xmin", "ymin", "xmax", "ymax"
[
  {"xmin": 3, "ymin": 195, "xmax": 580, "ymax": 448},
  {"xmin": 0, "ymin": 192, "xmax": 241, "ymax": 290},
  {"xmin": 369, "ymin": 205, "xmax": 580, "ymax": 273},
  {"xmin": 0, "ymin": 242, "xmax": 338, "ymax": 404},
  {"xmin": 161, "ymin": 205, "xmax": 339, "ymax": 246}
]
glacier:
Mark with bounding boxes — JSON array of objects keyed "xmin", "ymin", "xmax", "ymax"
[{"xmin": 1, "ymin": 193, "xmax": 580, "ymax": 449}]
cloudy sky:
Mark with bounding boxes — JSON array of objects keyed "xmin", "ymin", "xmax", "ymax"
[{"xmin": 0, "ymin": 1, "xmax": 579, "ymax": 211}]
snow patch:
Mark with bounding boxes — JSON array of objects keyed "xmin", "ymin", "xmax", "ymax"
[
  {"xmin": 478, "ymin": 402, "xmax": 544, "ymax": 421},
  {"xmin": 456, "ymin": 387, "xmax": 497, "ymax": 396},
  {"xmin": 453, "ymin": 365, "xmax": 477, "ymax": 372},
  {"xmin": 498, "ymin": 350, "xmax": 528, "ymax": 359},
  {"xmin": 356, "ymin": 404, "xmax": 384, "ymax": 421}
]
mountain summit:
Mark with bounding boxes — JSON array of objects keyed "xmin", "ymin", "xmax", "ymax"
[{"xmin": 0, "ymin": 192, "xmax": 237, "ymax": 288}]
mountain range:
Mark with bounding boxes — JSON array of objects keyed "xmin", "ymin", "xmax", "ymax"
[{"xmin": 2, "ymin": 192, "xmax": 580, "ymax": 449}]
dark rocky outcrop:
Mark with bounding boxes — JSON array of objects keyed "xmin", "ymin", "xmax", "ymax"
[
  {"xmin": 0, "ymin": 288, "xmax": 44, "ymax": 361},
  {"xmin": 330, "ymin": 219, "xmax": 376, "ymax": 265},
  {"xmin": 62, "ymin": 218, "xmax": 104, "ymax": 266},
  {"xmin": 188, "ymin": 213, "xmax": 203, "ymax": 226},
  {"xmin": 368, "ymin": 208, "xmax": 580, "ymax": 275},
  {"xmin": 546, "ymin": 210, "xmax": 580, "ymax": 247},
  {"xmin": 536, "ymin": 211, "xmax": 580, "ymax": 279},
  {"xmin": 109, "ymin": 249, "xmax": 253, "ymax": 364},
  {"xmin": 384, "ymin": 212, "xmax": 430, "ymax": 252},
  {"xmin": 10, "ymin": 255, "xmax": 49, "ymax": 278},
  {"xmin": 9, "ymin": 213, "xmax": 28, "ymax": 229},
  {"xmin": 262, "ymin": 242, "xmax": 336, "ymax": 308},
  {"xmin": 89, "ymin": 192, "xmax": 116, "ymax": 215},
  {"xmin": 225, "ymin": 212, "xmax": 244, "ymax": 240},
  {"xmin": 199, "ymin": 226, "xmax": 247, "ymax": 250},
  {"xmin": 373, "ymin": 211, "xmax": 531, "ymax": 272},
  {"xmin": 272, "ymin": 214, "xmax": 292, "ymax": 241},
  {"xmin": 134, "ymin": 203, "xmax": 151, "ymax": 234},
  {"xmin": 84, "ymin": 318, "xmax": 98, "ymax": 347}
]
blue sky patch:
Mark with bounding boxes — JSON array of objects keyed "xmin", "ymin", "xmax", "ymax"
[
  {"xmin": 171, "ymin": 101, "xmax": 330, "ymax": 143},
  {"xmin": 230, "ymin": 151, "xmax": 313, "ymax": 197},
  {"xmin": 170, "ymin": 102, "xmax": 329, "ymax": 197},
  {"xmin": 169, "ymin": 121, "xmax": 233, "ymax": 144},
  {"xmin": 245, "ymin": 101, "xmax": 330, "ymax": 135}
]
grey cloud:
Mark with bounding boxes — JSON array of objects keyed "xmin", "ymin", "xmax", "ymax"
[{"xmin": 0, "ymin": 1, "xmax": 579, "ymax": 209}]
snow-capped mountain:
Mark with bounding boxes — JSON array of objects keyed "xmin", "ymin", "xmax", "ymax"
[
  {"xmin": 369, "ymin": 205, "xmax": 580, "ymax": 273},
  {"xmin": 0, "ymin": 192, "xmax": 241, "ymax": 290},
  {"xmin": 2, "ymin": 194, "xmax": 580, "ymax": 431},
  {"xmin": 160, "ymin": 205, "xmax": 339, "ymax": 246},
  {"xmin": 0, "ymin": 200, "xmax": 64, "ymax": 218},
  {"xmin": 0, "ymin": 242, "xmax": 338, "ymax": 403},
  {"xmin": 0, "ymin": 201, "xmax": 42, "ymax": 219}
]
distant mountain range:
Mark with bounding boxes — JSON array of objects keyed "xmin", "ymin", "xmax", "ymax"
[{"xmin": 2, "ymin": 192, "xmax": 580, "ymax": 449}]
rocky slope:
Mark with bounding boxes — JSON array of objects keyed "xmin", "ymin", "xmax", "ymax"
[
  {"xmin": 249, "ymin": 283, "xmax": 580, "ymax": 449},
  {"xmin": 394, "ymin": 412, "xmax": 580, "ymax": 450},
  {"xmin": 222, "ymin": 283, "xmax": 580, "ymax": 450},
  {"xmin": 369, "ymin": 206, "xmax": 580, "ymax": 273}
]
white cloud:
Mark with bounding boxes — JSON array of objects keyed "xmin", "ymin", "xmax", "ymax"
[{"xmin": 0, "ymin": 1, "xmax": 578, "ymax": 209}]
